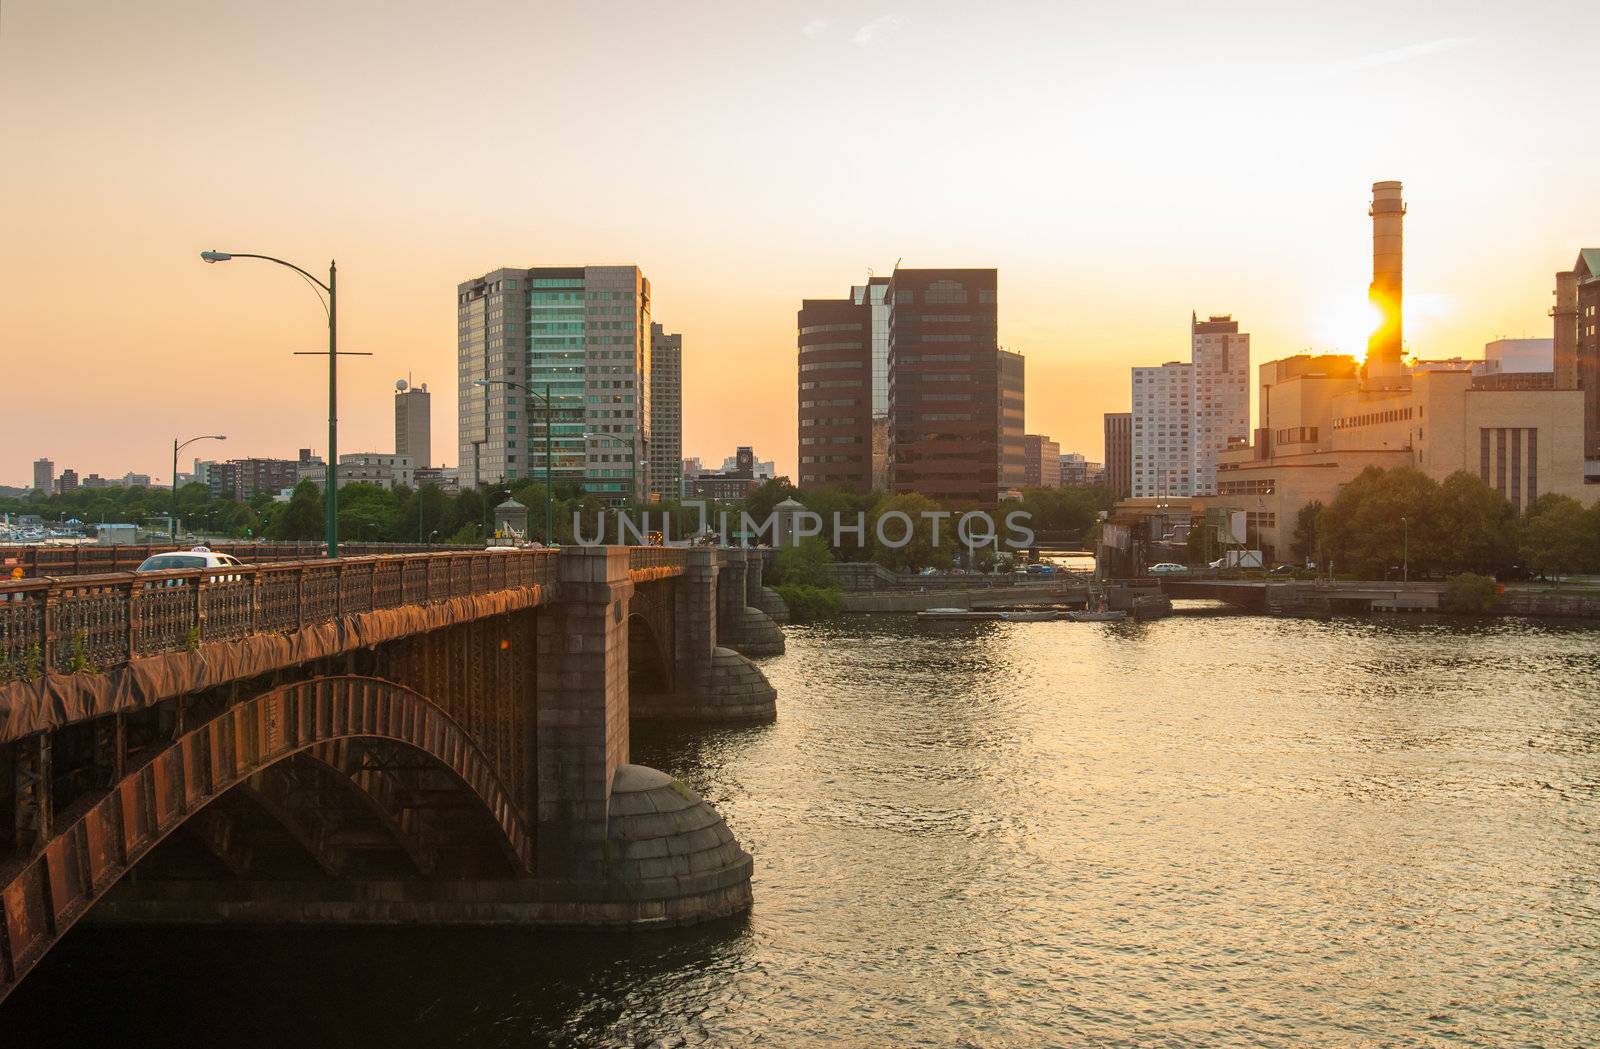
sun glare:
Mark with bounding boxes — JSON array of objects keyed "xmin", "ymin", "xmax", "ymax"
[{"xmin": 1311, "ymin": 296, "xmax": 1386, "ymax": 360}]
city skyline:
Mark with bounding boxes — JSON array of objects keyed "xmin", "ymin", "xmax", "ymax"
[{"xmin": 4, "ymin": 2, "xmax": 1598, "ymax": 486}]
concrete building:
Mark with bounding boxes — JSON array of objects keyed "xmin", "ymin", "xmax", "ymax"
[
  {"xmin": 335, "ymin": 453, "xmax": 415, "ymax": 491},
  {"xmin": 394, "ymin": 380, "xmax": 432, "ymax": 469},
  {"xmin": 857, "ymin": 276, "xmax": 891, "ymax": 489},
  {"xmin": 1195, "ymin": 183, "xmax": 1594, "ymax": 559},
  {"xmin": 1190, "ymin": 313, "xmax": 1250, "ymax": 494},
  {"xmin": 1103, "ymin": 413, "xmax": 1132, "ymax": 498},
  {"xmin": 54, "ymin": 469, "xmax": 79, "ymax": 495},
  {"xmin": 32, "ymin": 459, "xmax": 53, "ymax": 493},
  {"xmin": 413, "ymin": 466, "xmax": 460, "ymax": 494},
  {"xmin": 1021, "ymin": 435, "xmax": 1061, "ymax": 487},
  {"xmin": 210, "ymin": 457, "xmax": 304, "ymax": 501},
  {"xmin": 1475, "ymin": 338, "xmax": 1554, "ymax": 375},
  {"xmin": 1131, "ymin": 361, "xmax": 1193, "ymax": 498},
  {"xmin": 458, "ymin": 266, "xmax": 650, "ymax": 502},
  {"xmin": 887, "ymin": 268, "xmax": 1002, "ymax": 506},
  {"xmin": 1553, "ymin": 249, "xmax": 1600, "ymax": 473},
  {"xmin": 648, "ymin": 324, "xmax": 683, "ymax": 503},
  {"xmin": 998, "ymin": 349, "xmax": 1026, "ymax": 492},
  {"xmin": 797, "ymin": 290, "xmax": 874, "ymax": 491},
  {"xmin": 1060, "ymin": 453, "xmax": 1103, "ymax": 487},
  {"xmin": 684, "ymin": 447, "xmax": 761, "ymax": 501}
]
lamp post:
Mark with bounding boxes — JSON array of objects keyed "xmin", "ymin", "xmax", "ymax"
[
  {"xmin": 172, "ymin": 434, "xmax": 226, "ymax": 543},
  {"xmin": 1401, "ymin": 515, "xmax": 1409, "ymax": 584},
  {"xmin": 473, "ymin": 378, "xmax": 554, "ymax": 544},
  {"xmin": 200, "ymin": 250, "xmax": 370, "ymax": 557},
  {"xmin": 583, "ymin": 431, "xmax": 635, "ymax": 507}
]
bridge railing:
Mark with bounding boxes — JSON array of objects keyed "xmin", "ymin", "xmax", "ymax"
[
  {"xmin": 628, "ymin": 547, "xmax": 689, "ymax": 573},
  {"xmin": 0, "ymin": 549, "xmax": 559, "ymax": 681},
  {"xmin": 0, "ymin": 541, "xmax": 473, "ymax": 578}
]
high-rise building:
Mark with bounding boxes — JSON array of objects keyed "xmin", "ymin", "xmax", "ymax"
[
  {"xmin": 855, "ymin": 277, "xmax": 891, "ymax": 489},
  {"xmin": 1021, "ymin": 434, "xmax": 1061, "ymax": 487},
  {"xmin": 458, "ymin": 266, "xmax": 650, "ymax": 502},
  {"xmin": 887, "ymin": 268, "xmax": 1001, "ymax": 506},
  {"xmin": 648, "ymin": 324, "xmax": 683, "ymax": 502},
  {"xmin": 1102, "ymin": 413, "xmax": 1132, "ymax": 498},
  {"xmin": 1190, "ymin": 313, "xmax": 1251, "ymax": 494},
  {"xmin": 55, "ymin": 468, "xmax": 79, "ymax": 494},
  {"xmin": 998, "ymin": 349, "xmax": 1026, "ymax": 491},
  {"xmin": 394, "ymin": 380, "xmax": 432, "ymax": 469},
  {"xmin": 32, "ymin": 458, "xmax": 53, "ymax": 493},
  {"xmin": 1131, "ymin": 362, "xmax": 1194, "ymax": 498},
  {"xmin": 797, "ymin": 292, "xmax": 873, "ymax": 491},
  {"xmin": 209, "ymin": 458, "xmax": 303, "ymax": 500},
  {"xmin": 1554, "ymin": 249, "xmax": 1600, "ymax": 468}
]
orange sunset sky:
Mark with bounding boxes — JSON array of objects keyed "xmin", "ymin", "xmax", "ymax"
[{"xmin": 3, "ymin": 1, "xmax": 1597, "ymax": 487}]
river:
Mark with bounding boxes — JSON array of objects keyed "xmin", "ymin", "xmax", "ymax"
[{"xmin": 7, "ymin": 610, "xmax": 1599, "ymax": 1047}]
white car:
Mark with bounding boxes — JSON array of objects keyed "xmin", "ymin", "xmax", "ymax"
[
  {"xmin": 135, "ymin": 547, "xmax": 249, "ymax": 582},
  {"xmin": 1147, "ymin": 562, "xmax": 1188, "ymax": 574}
]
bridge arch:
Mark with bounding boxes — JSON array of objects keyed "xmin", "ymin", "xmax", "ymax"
[{"xmin": 0, "ymin": 676, "xmax": 531, "ymax": 1003}]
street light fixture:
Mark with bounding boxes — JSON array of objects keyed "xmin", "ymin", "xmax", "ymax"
[
  {"xmin": 1401, "ymin": 515, "xmax": 1409, "ymax": 584},
  {"xmin": 199, "ymin": 249, "xmax": 371, "ymax": 557},
  {"xmin": 473, "ymin": 378, "xmax": 555, "ymax": 545},
  {"xmin": 172, "ymin": 434, "xmax": 226, "ymax": 543}
]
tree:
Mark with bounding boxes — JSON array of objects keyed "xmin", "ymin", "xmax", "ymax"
[
  {"xmin": 1434, "ymin": 471, "xmax": 1518, "ymax": 576},
  {"xmin": 1321, "ymin": 467, "xmax": 1444, "ymax": 578},
  {"xmin": 869, "ymin": 493, "xmax": 955, "ymax": 572},
  {"xmin": 1289, "ymin": 501, "xmax": 1325, "ymax": 564},
  {"xmin": 1521, "ymin": 494, "xmax": 1590, "ymax": 582},
  {"xmin": 743, "ymin": 477, "xmax": 798, "ymax": 522},
  {"xmin": 773, "ymin": 536, "xmax": 834, "ymax": 588},
  {"xmin": 267, "ymin": 481, "xmax": 324, "ymax": 541}
]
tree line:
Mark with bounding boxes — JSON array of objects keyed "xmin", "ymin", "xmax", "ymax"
[{"xmin": 1288, "ymin": 467, "xmax": 1600, "ymax": 580}]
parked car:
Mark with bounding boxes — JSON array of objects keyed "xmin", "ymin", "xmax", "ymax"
[
  {"xmin": 1147, "ymin": 562, "xmax": 1188, "ymax": 574},
  {"xmin": 1268, "ymin": 564, "xmax": 1296, "ymax": 576},
  {"xmin": 1025, "ymin": 563, "xmax": 1057, "ymax": 575}
]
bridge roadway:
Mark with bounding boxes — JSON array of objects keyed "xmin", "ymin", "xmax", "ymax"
[
  {"xmin": 0, "ymin": 544, "xmax": 789, "ymax": 1002},
  {"xmin": 1157, "ymin": 577, "xmax": 1445, "ymax": 613}
]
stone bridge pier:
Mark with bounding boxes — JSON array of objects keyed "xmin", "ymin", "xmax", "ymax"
[
  {"xmin": 630, "ymin": 548, "xmax": 779, "ymax": 722},
  {"xmin": 715, "ymin": 548, "xmax": 785, "ymax": 658}
]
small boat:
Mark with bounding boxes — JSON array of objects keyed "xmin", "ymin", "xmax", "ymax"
[
  {"xmin": 999, "ymin": 610, "xmax": 1057, "ymax": 622},
  {"xmin": 1064, "ymin": 609, "xmax": 1128, "ymax": 623},
  {"xmin": 917, "ymin": 608, "xmax": 1001, "ymax": 621}
]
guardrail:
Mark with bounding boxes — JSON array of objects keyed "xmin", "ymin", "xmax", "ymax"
[
  {"xmin": 0, "ymin": 542, "xmax": 471, "ymax": 578},
  {"xmin": 628, "ymin": 547, "xmax": 689, "ymax": 573},
  {"xmin": 0, "ymin": 549, "xmax": 560, "ymax": 682}
]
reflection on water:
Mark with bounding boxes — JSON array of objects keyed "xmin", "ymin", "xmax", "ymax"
[{"xmin": 7, "ymin": 614, "xmax": 1600, "ymax": 1047}]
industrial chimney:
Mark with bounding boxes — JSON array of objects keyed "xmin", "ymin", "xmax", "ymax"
[
  {"xmin": 1366, "ymin": 180, "xmax": 1406, "ymax": 383},
  {"xmin": 1552, "ymin": 268, "xmax": 1579, "ymax": 391}
]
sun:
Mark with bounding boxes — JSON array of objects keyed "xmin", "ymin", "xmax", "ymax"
[{"xmin": 1311, "ymin": 295, "xmax": 1386, "ymax": 361}]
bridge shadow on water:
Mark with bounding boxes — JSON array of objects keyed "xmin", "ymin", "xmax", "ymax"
[{"xmin": 3, "ymin": 910, "xmax": 753, "ymax": 1048}]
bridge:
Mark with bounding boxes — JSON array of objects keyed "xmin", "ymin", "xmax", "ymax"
[
  {"xmin": 0, "ymin": 544, "xmax": 788, "ymax": 1002},
  {"xmin": 1157, "ymin": 577, "xmax": 1443, "ymax": 614}
]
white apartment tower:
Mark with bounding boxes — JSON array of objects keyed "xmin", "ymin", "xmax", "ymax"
[
  {"xmin": 1130, "ymin": 314, "xmax": 1250, "ymax": 498},
  {"xmin": 1131, "ymin": 361, "xmax": 1194, "ymax": 498},
  {"xmin": 457, "ymin": 266, "xmax": 650, "ymax": 502},
  {"xmin": 1190, "ymin": 313, "xmax": 1250, "ymax": 494}
]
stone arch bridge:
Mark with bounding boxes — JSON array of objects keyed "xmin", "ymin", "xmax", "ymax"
[{"xmin": 0, "ymin": 544, "xmax": 787, "ymax": 1003}]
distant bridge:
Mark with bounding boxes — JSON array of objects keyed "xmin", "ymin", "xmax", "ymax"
[
  {"xmin": 0, "ymin": 544, "xmax": 787, "ymax": 1002},
  {"xmin": 1157, "ymin": 577, "xmax": 1444, "ymax": 613}
]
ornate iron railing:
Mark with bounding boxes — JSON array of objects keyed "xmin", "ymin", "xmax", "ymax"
[{"xmin": 0, "ymin": 550, "xmax": 561, "ymax": 683}]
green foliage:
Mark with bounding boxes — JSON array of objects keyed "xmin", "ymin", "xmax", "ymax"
[
  {"xmin": 869, "ymin": 493, "xmax": 956, "ymax": 572},
  {"xmin": 1440, "ymin": 572, "xmax": 1502, "ymax": 614},
  {"xmin": 1318, "ymin": 467, "xmax": 1519, "ymax": 579},
  {"xmin": 772, "ymin": 583, "xmax": 843, "ymax": 622},
  {"xmin": 268, "ymin": 480, "xmax": 325, "ymax": 541},
  {"xmin": 184, "ymin": 626, "xmax": 200, "ymax": 652},
  {"xmin": 1521, "ymin": 494, "xmax": 1592, "ymax": 581},
  {"xmin": 1014, "ymin": 485, "xmax": 1111, "ymax": 539},
  {"xmin": 773, "ymin": 536, "xmax": 835, "ymax": 588},
  {"xmin": 1289, "ymin": 501, "xmax": 1325, "ymax": 563},
  {"xmin": 66, "ymin": 631, "xmax": 97, "ymax": 674},
  {"xmin": 743, "ymin": 477, "xmax": 799, "ymax": 521},
  {"xmin": 1, "ymin": 644, "xmax": 43, "ymax": 685}
]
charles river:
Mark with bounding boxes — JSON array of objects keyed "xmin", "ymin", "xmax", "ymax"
[{"xmin": 8, "ymin": 606, "xmax": 1599, "ymax": 1047}]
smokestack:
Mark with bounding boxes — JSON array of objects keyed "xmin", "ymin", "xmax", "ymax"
[
  {"xmin": 1367, "ymin": 180, "xmax": 1406, "ymax": 381},
  {"xmin": 1553, "ymin": 269, "xmax": 1579, "ymax": 390}
]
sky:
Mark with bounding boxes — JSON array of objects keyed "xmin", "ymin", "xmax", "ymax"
[{"xmin": 3, "ymin": 0, "xmax": 1598, "ymax": 486}]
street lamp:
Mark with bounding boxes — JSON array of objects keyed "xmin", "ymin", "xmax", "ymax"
[
  {"xmin": 200, "ymin": 250, "xmax": 370, "ymax": 557},
  {"xmin": 473, "ymin": 378, "xmax": 555, "ymax": 545},
  {"xmin": 1401, "ymin": 515, "xmax": 1409, "ymax": 584},
  {"xmin": 172, "ymin": 434, "xmax": 226, "ymax": 543},
  {"xmin": 583, "ymin": 431, "xmax": 635, "ymax": 507}
]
